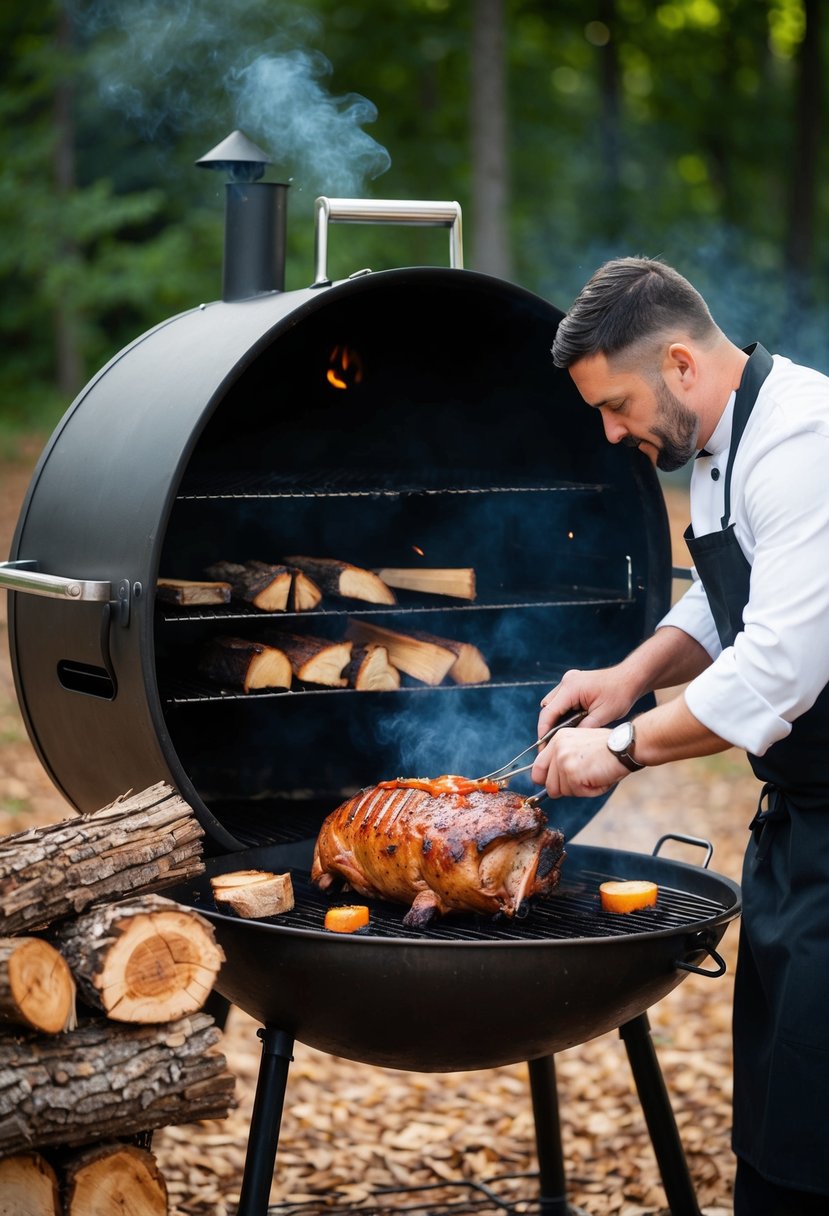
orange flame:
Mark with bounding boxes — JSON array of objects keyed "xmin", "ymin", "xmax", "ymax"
[{"xmin": 327, "ymin": 344, "xmax": 364, "ymax": 390}]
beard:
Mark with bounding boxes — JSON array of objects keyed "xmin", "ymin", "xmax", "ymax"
[{"xmin": 649, "ymin": 376, "xmax": 700, "ymax": 472}]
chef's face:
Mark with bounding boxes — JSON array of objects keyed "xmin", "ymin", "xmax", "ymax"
[{"xmin": 568, "ymin": 351, "xmax": 699, "ymax": 472}]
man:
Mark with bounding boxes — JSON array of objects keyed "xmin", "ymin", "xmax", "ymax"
[{"xmin": 532, "ymin": 256, "xmax": 829, "ymax": 1215}]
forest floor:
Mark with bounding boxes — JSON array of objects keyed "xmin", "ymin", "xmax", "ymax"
[{"xmin": 0, "ymin": 454, "xmax": 756, "ymax": 1215}]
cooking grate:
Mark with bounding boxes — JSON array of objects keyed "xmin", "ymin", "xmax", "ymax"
[
  {"xmin": 160, "ymin": 667, "xmax": 572, "ymax": 705},
  {"xmin": 158, "ymin": 586, "xmax": 629, "ymax": 627},
  {"xmin": 198, "ymin": 865, "xmax": 729, "ymax": 944},
  {"xmin": 177, "ymin": 469, "xmax": 608, "ymax": 500}
]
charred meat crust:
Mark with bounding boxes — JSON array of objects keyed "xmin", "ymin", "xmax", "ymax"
[{"xmin": 311, "ymin": 784, "xmax": 566, "ymax": 924}]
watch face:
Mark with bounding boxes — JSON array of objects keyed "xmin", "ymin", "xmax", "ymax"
[{"xmin": 608, "ymin": 721, "xmax": 634, "ymax": 754}]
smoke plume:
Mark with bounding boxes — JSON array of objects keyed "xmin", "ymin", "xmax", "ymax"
[{"xmin": 76, "ymin": 0, "xmax": 391, "ymax": 195}]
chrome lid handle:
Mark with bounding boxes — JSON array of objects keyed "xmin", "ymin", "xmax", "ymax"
[{"xmin": 313, "ymin": 197, "xmax": 463, "ymax": 286}]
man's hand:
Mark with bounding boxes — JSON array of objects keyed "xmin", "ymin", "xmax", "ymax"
[
  {"xmin": 538, "ymin": 666, "xmax": 639, "ymax": 738},
  {"xmin": 531, "ymin": 726, "xmax": 629, "ymax": 798}
]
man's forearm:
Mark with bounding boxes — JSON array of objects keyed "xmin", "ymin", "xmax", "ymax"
[
  {"xmin": 634, "ymin": 691, "xmax": 732, "ymax": 765},
  {"xmin": 618, "ymin": 626, "xmax": 712, "ymax": 699}
]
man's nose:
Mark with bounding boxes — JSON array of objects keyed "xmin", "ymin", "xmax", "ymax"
[{"xmin": 600, "ymin": 409, "xmax": 627, "ymax": 445}]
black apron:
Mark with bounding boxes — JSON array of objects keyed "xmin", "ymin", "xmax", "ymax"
[{"xmin": 684, "ymin": 344, "xmax": 829, "ymax": 1193}]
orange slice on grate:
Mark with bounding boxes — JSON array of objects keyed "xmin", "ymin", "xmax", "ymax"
[
  {"xmin": 324, "ymin": 905, "xmax": 370, "ymax": 933},
  {"xmin": 599, "ymin": 880, "xmax": 658, "ymax": 913}
]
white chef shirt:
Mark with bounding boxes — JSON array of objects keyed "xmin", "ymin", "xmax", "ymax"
[{"xmin": 657, "ymin": 353, "xmax": 829, "ymax": 756}]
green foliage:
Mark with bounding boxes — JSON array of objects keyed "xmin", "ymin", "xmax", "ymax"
[{"xmin": 1, "ymin": 0, "xmax": 828, "ymax": 444}]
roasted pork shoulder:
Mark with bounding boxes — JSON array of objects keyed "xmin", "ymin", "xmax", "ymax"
[{"xmin": 310, "ymin": 778, "xmax": 566, "ymax": 927}]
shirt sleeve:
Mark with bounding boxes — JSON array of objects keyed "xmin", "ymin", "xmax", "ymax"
[
  {"xmin": 656, "ymin": 575, "xmax": 722, "ymax": 660},
  {"xmin": 681, "ymin": 429, "xmax": 829, "ymax": 755}
]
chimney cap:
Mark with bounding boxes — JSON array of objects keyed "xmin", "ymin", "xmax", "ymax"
[{"xmin": 196, "ymin": 129, "xmax": 274, "ymax": 182}]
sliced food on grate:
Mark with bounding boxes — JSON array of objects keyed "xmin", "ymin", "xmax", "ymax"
[{"xmin": 599, "ymin": 880, "xmax": 659, "ymax": 914}]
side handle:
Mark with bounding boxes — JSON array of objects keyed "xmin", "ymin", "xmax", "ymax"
[
  {"xmin": 675, "ymin": 931, "xmax": 727, "ymax": 978},
  {"xmin": 313, "ymin": 197, "xmax": 463, "ymax": 286},
  {"xmin": 652, "ymin": 832, "xmax": 714, "ymax": 869},
  {"xmin": 0, "ymin": 560, "xmax": 134, "ymax": 627},
  {"xmin": 0, "ymin": 560, "xmax": 111, "ymax": 604}
]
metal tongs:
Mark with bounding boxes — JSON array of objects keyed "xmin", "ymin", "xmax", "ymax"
[{"xmin": 476, "ymin": 707, "xmax": 588, "ymax": 787}]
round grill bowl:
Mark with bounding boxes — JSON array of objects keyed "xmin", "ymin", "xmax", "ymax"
[{"xmin": 172, "ymin": 841, "xmax": 741, "ymax": 1072}]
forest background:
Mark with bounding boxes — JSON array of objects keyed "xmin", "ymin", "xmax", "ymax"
[{"xmin": 0, "ymin": 0, "xmax": 825, "ymax": 455}]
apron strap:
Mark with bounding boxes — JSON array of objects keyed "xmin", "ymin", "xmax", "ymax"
[
  {"xmin": 749, "ymin": 782, "xmax": 790, "ymax": 863},
  {"xmin": 721, "ymin": 343, "xmax": 774, "ymax": 529}
]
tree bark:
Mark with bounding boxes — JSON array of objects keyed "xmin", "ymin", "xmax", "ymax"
[
  {"xmin": 0, "ymin": 1012, "xmax": 235, "ymax": 1155},
  {"xmin": 54, "ymin": 2, "xmax": 82, "ymax": 398},
  {"xmin": 470, "ymin": 0, "xmax": 512, "ymax": 278},
  {"xmin": 51, "ymin": 894, "xmax": 224, "ymax": 1024},
  {"xmin": 0, "ymin": 783, "xmax": 205, "ymax": 936},
  {"xmin": 0, "ymin": 937, "xmax": 76, "ymax": 1035}
]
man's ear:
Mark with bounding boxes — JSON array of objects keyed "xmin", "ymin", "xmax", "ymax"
[{"xmin": 664, "ymin": 342, "xmax": 696, "ymax": 390}]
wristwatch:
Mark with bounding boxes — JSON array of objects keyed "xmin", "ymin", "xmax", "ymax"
[{"xmin": 607, "ymin": 720, "xmax": 645, "ymax": 772}]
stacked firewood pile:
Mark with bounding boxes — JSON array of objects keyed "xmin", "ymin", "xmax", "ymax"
[{"xmin": 0, "ymin": 782, "xmax": 235, "ymax": 1215}]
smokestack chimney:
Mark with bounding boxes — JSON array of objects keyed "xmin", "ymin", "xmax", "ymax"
[{"xmin": 196, "ymin": 129, "xmax": 289, "ymax": 302}]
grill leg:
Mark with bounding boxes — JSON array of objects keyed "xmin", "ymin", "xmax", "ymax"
[
  {"xmin": 528, "ymin": 1055, "xmax": 584, "ymax": 1216},
  {"xmin": 619, "ymin": 1013, "xmax": 702, "ymax": 1216},
  {"xmin": 236, "ymin": 1026, "xmax": 295, "ymax": 1216}
]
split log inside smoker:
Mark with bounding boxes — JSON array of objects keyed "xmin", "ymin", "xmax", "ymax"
[
  {"xmin": 198, "ymin": 635, "xmax": 292, "ymax": 692},
  {"xmin": 204, "ymin": 560, "xmax": 293, "ymax": 612},
  {"xmin": 344, "ymin": 643, "xmax": 401, "ymax": 691},
  {"xmin": 273, "ymin": 631, "xmax": 353, "ymax": 686},
  {"xmin": 287, "ymin": 566, "xmax": 324, "ymax": 611},
  {"xmin": 285, "ymin": 555, "xmax": 397, "ymax": 604},
  {"xmin": 346, "ymin": 620, "xmax": 490, "ymax": 685},
  {"xmin": 156, "ymin": 578, "xmax": 231, "ymax": 606},
  {"xmin": 374, "ymin": 566, "xmax": 477, "ymax": 601}
]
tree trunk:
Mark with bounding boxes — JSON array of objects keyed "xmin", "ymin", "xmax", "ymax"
[
  {"xmin": 470, "ymin": 0, "xmax": 512, "ymax": 278},
  {"xmin": 51, "ymin": 894, "xmax": 224, "ymax": 1024},
  {"xmin": 0, "ymin": 1012, "xmax": 235, "ymax": 1155},
  {"xmin": 785, "ymin": 0, "xmax": 822, "ymax": 315},
  {"xmin": 54, "ymin": 2, "xmax": 82, "ymax": 398},
  {"xmin": 596, "ymin": 0, "xmax": 623, "ymax": 238},
  {"xmin": 0, "ymin": 783, "xmax": 205, "ymax": 936}
]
